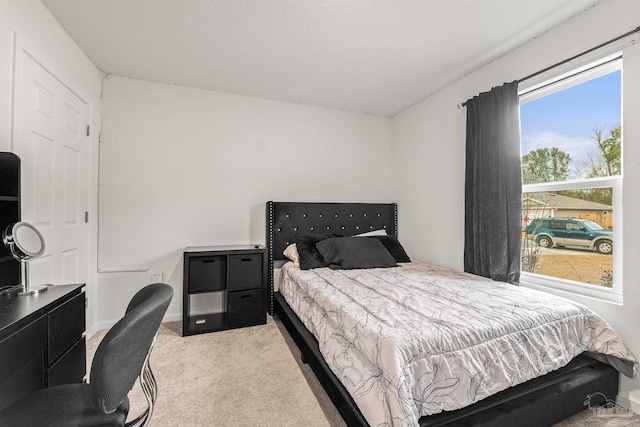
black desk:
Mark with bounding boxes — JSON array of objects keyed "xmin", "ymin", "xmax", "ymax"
[{"xmin": 0, "ymin": 284, "xmax": 86, "ymax": 410}]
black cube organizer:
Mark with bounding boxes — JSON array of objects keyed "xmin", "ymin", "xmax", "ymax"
[{"xmin": 182, "ymin": 245, "xmax": 267, "ymax": 336}]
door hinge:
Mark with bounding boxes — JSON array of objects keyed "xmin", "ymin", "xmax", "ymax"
[
  {"xmin": 86, "ymin": 125, "xmax": 90, "ymax": 136},
  {"xmin": 85, "ymin": 211, "xmax": 89, "ymax": 223}
]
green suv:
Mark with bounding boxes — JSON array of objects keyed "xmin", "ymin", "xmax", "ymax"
[{"xmin": 526, "ymin": 218, "xmax": 613, "ymax": 254}]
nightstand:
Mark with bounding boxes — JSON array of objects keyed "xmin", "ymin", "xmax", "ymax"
[{"xmin": 182, "ymin": 245, "xmax": 267, "ymax": 336}]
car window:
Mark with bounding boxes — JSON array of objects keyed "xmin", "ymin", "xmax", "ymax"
[
  {"xmin": 549, "ymin": 222, "xmax": 565, "ymax": 230},
  {"xmin": 566, "ymin": 222, "xmax": 583, "ymax": 231},
  {"xmin": 583, "ymin": 220, "xmax": 606, "ymax": 231}
]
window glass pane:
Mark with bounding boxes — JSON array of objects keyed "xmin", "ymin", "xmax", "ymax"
[
  {"xmin": 520, "ymin": 70, "xmax": 621, "ymax": 184},
  {"xmin": 522, "ymin": 189, "xmax": 613, "ymax": 287}
]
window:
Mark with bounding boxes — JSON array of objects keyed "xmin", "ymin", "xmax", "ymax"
[{"xmin": 519, "ymin": 54, "xmax": 622, "ymax": 300}]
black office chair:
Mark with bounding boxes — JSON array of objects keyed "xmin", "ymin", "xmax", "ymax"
[{"xmin": 0, "ymin": 283, "xmax": 173, "ymax": 427}]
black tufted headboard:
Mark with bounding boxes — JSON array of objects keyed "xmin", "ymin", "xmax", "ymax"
[{"xmin": 265, "ymin": 201, "xmax": 397, "ymax": 314}]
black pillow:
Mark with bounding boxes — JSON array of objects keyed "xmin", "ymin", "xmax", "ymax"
[
  {"xmin": 296, "ymin": 233, "xmax": 334, "ymax": 270},
  {"xmin": 315, "ymin": 237, "xmax": 398, "ymax": 270},
  {"xmin": 364, "ymin": 235, "xmax": 411, "ymax": 263}
]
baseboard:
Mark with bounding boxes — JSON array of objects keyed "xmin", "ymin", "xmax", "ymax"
[
  {"xmin": 85, "ymin": 325, "xmax": 101, "ymax": 339},
  {"xmin": 631, "ymin": 395, "xmax": 640, "ymax": 415},
  {"xmin": 161, "ymin": 312, "xmax": 183, "ymax": 324},
  {"xmin": 616, "ymin": 391, "xmax": 640, "ymax": 415},
  {"xmin": 91, "ymin": 311, "xmax": 182, "ymax": 336}
]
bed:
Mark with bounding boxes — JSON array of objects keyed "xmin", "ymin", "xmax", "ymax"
[{"xmin": 266, "ymin": 201, "xmax": 636, "ymax": 427}]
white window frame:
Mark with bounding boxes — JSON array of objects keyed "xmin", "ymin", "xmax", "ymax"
[{"xmin": 519, "ymin": 55, "xmax": 623, "ymax": 304}]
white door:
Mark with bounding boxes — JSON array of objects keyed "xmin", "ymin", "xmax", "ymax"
[{"xmin": 13, "ymin": 49, "xmax": 88, "ymax": 286}]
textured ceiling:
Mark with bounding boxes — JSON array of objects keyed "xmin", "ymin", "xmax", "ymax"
[{"xmin": 41, "ymin": 0, "xmax": 601, "ymax": 116}]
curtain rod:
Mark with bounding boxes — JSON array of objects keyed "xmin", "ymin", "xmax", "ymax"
[{"xmin": 459, "ymin": 25, "xmax": 640, "ymax": 109}]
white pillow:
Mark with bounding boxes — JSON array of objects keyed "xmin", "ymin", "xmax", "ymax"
[
  {"xmin": 354, "ymin": 229, "xmax": 387, "ymax": 237},
  {"xmin": 283, "ymin": 243, "xmax": 300, "ymax": 267}
]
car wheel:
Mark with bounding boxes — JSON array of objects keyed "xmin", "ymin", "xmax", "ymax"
[
  {"xmin": 596, "ymin": 240, "xmax": 613, "ymax": 255},
  {"xmin": 537, "ymin": 236, "xmax": 552, "ymax": 248}
]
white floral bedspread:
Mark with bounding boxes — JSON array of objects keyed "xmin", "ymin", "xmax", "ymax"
[{"xmin": 279, "ymin": 262, "xmax": 636, "ymax": 427}]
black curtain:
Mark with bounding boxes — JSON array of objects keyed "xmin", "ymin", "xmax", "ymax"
[{"xmin": 464, "ymin": 81, "xmax": 522, "ymax": 284}]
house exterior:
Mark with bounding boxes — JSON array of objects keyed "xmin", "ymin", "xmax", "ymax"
[{"xmin": 522, "ymin": 193, "xmax": 613, "ymax": 230}]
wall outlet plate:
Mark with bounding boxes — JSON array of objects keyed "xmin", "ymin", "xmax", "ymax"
[{"xmin": 149, "ymin": 273, "xmax": 163, "ymax": 283}]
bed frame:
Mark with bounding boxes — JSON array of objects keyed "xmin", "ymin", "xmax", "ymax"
[{"xmin": 265, "ymin": 201, "xmax": 619, "ymax": 426}]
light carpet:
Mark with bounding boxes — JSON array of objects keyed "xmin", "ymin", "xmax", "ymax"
[{"xmin": 87, "ymin": 317, "xmax": 640, "ymax": 427}]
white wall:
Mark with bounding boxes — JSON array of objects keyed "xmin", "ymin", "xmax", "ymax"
[
  {"xmin": 392, "ymin": 0, "xmax": 640, "ymax": 408},
  {"xmin": 0, "ymin": 0, "xmax": 102, "ymax": 333},
  {"xmin": 98, "ymin": 75, "xmax": 393, "ymax": 326}
]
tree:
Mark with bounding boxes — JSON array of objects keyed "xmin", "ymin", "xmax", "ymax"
[
  {"xmin": 522, "ymin": 147, "xmax": 572, "ymax": 184},
  {"xmin": 576, "ymin": 125, "xmax": 621, "ymax": 179},
  {"xmin": 557, "ymin": 188, "xmax": 612, "ymax": 206},
  {"xmin": 572, "ymin": 125, "xmax": 621, "ymax": 206}
]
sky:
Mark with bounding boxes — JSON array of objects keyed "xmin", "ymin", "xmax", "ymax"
[{"xmin": 520, "ymin": 70, "xmax": 621, "ymax": 177}]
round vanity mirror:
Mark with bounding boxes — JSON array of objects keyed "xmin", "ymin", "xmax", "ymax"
[
  {"xmin": 5, "ymin": 222, "xmax": 45, "ymax": 260},
  {"xmin": 2, "ymin": 222, "xmax": 47, "ymax": 295}
]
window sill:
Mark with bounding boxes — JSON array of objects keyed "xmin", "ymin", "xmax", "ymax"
[{"xmin": 520, "ymin": 272, "xmax": 622, "ymax": 305}]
